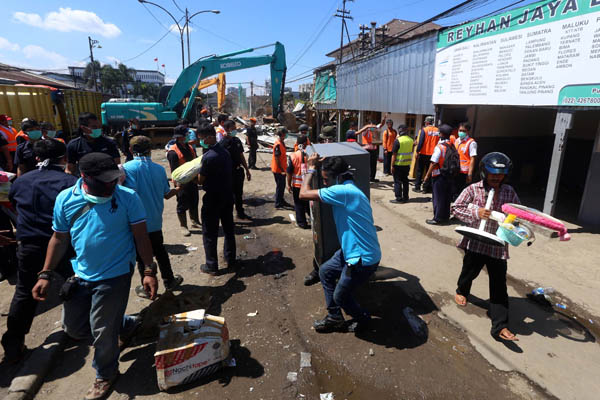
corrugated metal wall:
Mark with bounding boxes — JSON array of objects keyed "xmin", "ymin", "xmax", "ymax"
[{"xmin": 336, "ymin": 32, "xmax": 437, "ymax": 115}]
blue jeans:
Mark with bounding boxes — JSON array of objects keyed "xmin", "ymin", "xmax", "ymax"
[
  {"xmin": 62, "ymin": 273, "xmax": 135, "ymax": 379},
  {"xmin": 319, "ymin": 249, "xmax": 378, "ymax": 321}
]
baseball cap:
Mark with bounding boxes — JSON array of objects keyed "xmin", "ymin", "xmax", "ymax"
[
  {"xmin": 130, "ymin": 135, "xmax": 152, "ymax": 153},
  {"xmin": 79, "ymin": 153, "xmax": 122, "ymax": 182},
  {"xmin": 173, "ymin": 125, "xmax": 188, "ymax": 138}
]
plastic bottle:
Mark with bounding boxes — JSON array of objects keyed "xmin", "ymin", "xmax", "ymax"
[{"xmin": 532, "ymin": 287, "xmax": 555, "ymax": 295}]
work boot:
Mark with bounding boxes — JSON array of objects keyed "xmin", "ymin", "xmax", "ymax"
[
  {"xmin": 84, "ymin": 374, "xmax": 119, "ymax": 400},
  {"xmin": 303, "ymin": 269, "xmax": 320, "ymax": 286},
  {"xmin": 200, "ymin": 264, "xmax": 218, "ymax": 276},
  {"xmin": 177, "ymin": 213, "xmax": 191, "ymax": 237},
  {"xmin": 314, "ymin": 315, "xmax": 346, "ymax": 333},
  {"xmin": 189, "ymin": 208, "xmax": 201, "ymax": 229},
  {"xmin": 164, "ymin": 275, "xmax": 184, "ymax": 291}
]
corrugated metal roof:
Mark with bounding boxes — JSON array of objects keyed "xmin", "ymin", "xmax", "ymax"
[
  {"xmin": 0, "ymin": 63, "xmax": 77, "ymax": 89},
  {"xmin": 335, "ymin": 32, "xmax": 437, "ymax": 115}
]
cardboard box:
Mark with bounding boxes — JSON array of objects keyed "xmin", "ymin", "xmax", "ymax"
[{"xmin": 154, "ymin": 309, "xmax": 230, "ymax": 390}]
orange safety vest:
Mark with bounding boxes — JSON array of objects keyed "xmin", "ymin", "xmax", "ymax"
[
  {"xmin": 456, "ymin": 137, "xmax": 475, "ymax": 174},
  {"xmin": 293, "ymin": 137, "xmax": 311, "ymax": 152},
  {"xmin": 419, "ymin": 126, "xmax": 440, "ymax": 156},
  {"xmin": 271, "ymin": 138, "xmax": 287, "ymax": 173},
  {"xmin": 432, "ymin": 142, "xmax": 448, "ymax": 178},
  {"xmin": 289, "ymin": 150, "xmax": 307, "ymax": 188},
  {"xmin": 169, "ymin": 143, "xmax": 196, "ymax": 166},
  {"xmin": 16, "ymin": 130, "xmax": 30, "ymax": 144},
  {"xmin": 0, "ymin": 125, "xmax": 18, "ymax": 152},
  {"xmin": 362, "ymin": 129, "xmax": 378, "ymax": 150},
  {"xmin": 382, "ymin": 128, "xmax": 397, "ymax": 152}
]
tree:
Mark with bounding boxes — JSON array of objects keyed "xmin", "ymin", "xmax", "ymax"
[
  {"xmin": 82, "ymin": 61, "xmax": 101, "ymax": 89},
  {"xmin": 116, "ymin": 63, "xmax": 135, "ymax": 96}
]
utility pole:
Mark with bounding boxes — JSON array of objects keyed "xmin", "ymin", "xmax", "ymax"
[
  {"xmin": 88, "ymin": 36, "xmax": 100, "ymax": 91},
  {"xmin": 334, "ymin": 0, "xmax": 354, "ymax": 64},
  {"xmin": 186, "ymin": 8, "xmax": 190, "ymax": 66},
  {"xmin": 250, "ymin": 81, "xmax": 254, "ymax": 117}
]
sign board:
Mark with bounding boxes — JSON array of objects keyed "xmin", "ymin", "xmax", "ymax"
[{"xmin": 433, "ymin": 0, "xmax": 600, "ymax": 106}]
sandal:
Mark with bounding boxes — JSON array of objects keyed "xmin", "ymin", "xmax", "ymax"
[
  {"xmin": 498, "ymin": 328, "xmax": 519, "ymax": 341},
  {"xmin": 84, "ymin": 373, "xmax": 119, "ymax": 400},
  {"xmin": 455, "ymin": 294, "xmax": 467, "ymax": 307}
]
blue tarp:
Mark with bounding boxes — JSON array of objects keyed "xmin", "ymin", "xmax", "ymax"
[{"xmin": 313, "ymin": 70, "xmax": 336, "ymax": 104}]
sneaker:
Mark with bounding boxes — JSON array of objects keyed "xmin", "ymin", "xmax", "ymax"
[
  {"xmin": 282, "ymin": 201, "xmax": 295, "ymax": 210},
  {"xmin": 190, "ymin": 220, "xmax": 201, "ymax": 229},
  {"xmin": 84, "ymin": 374, "xmax": 119, "ymax": 400},
  {"xmin": 181, "ymin": 227, "xmax": 191, "ymax": 237},
  {"xmin": 200, "ymin": 264, "xmax": 218, "ymax": 276},
  {"xmin": 134, "ymin": 285, "xmax": 150, "ymax": 299},
  {"xmin": 412, "ymin": 187, "xmax": 422, "ymax": 193},
  {"xmin": 389, "ymin": 199, "xmax": 403, "ymax": 204},
  {"xmin": 303, "ymin": 270, "xmax": 320, "ymax": 286},
  {"xmin": 164, "ymin": 275, "xmax": 184, "ymax": 291},
  {"xmin": 314, "ymin": 315, "xmax": 346, "ymax": 333}
]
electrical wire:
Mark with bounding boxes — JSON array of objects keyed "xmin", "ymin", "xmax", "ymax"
[
  {"xmin": 141, "ymin": 3, "xmax": 180, "ymax": 34},
  {"xmin": 171, "ymin": 0, "xmax": 185, "ymax": 14},
  {"xmin": 121, "ymin": 29, "xmax": 173, "ymax": 63},
  {"xmin": 188, "ymin": 21, "xmax": 247, "ymax": 49},
  {"xmin": 288, "ymin": 16, "xmax": 335, "ymax": 74}
]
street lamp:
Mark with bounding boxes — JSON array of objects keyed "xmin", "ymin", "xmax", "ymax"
[
  {"xmin": 137, "ymin": 0, "xmax": 219, "ymax": 69},
  {"xmin": 185, "ymin": 9, "xmax": 220, "ymax": 66},
  {"xmin": 88, "ymin": 36, "xmax": 101, "ymax": 91}
]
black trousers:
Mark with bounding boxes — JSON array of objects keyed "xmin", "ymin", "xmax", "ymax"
[
  {"xmin": 383, "ymin": 151, "xmax": 393, "ymax": 175},
  {"xmin": 432, "ymin": 175, "xmax": 451, "ymax": 222},
  {"xmin": 392, "ymin": 165, "xmax": 410, "ymax": 201},
  {"xmin": 415, "ymin": 154, "xmax": 432, "ymax": 191},
  {"xmin": 453, "ymin": 173, "xmax": 468, "ymax": 201},
  {"xmin": 0, "ymin": 209, "xmax": 17, "ymax": 278},
  {"xmin": 135, "ymin": 230, "xmax": 174, "ymax": 284},
  {"xmin": 248, "ymin": 145, "xmax": 257, "ymax": 168},
  {"xmin": 176, "ymin": 181, "xmax": 199, "ymax": 214},
  {"xmin": 1, "ymin": 240, "xmax": 68, "ymax": 355},
  {"xmin": 273, "ymin": 172, "xmax": 286, "ymax": 207},
  {"xmin": 201, "ymin": 194, "xmax": 236, "ymax": 269},
  {"xmin": 368, "ymin": 148, "xmax": 379, "ymax": 180},
  {"xmin": 292, "ymin": 187, "xmax": 309, "ymax": 226},
  {"xmin": 232, "ymin": 167, "xmax": 245, "ymax": 216},
  {"xmin": 456, "ymin": 250, "xmax": 509, "ymax": 336}
]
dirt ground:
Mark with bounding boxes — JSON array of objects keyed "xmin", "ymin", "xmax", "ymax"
[{"xmin": 1, "ymin": 149, "xmax": 598, "ymax": 399}]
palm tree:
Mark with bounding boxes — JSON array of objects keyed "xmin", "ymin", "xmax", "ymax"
[{"xmin": 117, "ymin": 64, "xmax": 135, "ymax": 97}]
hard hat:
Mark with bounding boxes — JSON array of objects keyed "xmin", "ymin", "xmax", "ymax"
[
  {"xmin": 298, "ymin": 124, "xmax": 309, "ymax": 132},
  {"xmin": 479, "ymin": 152, "xmax": 512, "ymax": 181},
  {"xmin": 249, "ymin": 117, "xmax": 257, "ymax": 123},
  {"xmin": 425, "ymin": 116, "xmax": 435, "ymax": 124}
]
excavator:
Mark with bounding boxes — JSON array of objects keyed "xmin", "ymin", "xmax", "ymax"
[{"xmin": 101, "ymin": 42, "xmax": 286, "ymax": 131}]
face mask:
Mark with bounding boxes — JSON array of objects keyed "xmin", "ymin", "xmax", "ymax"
[
  {"xmin": 28, "ymin": 130, "xmax": 42, "ymax": 140},
  {"xmin": 46, "ymin": 130, "xmax": 56, "ymax": 138},
  {"xmin": 458, "ymin": 131, "xmax": 467, "ymax": 139},
  {"xmin": 199, "ymin": 139, "xmax": 210, "ymax": 149},
  {"xmin": 8, "ymin": 121, "xmax": 12, "ymax": 126},
  {"xmin": 89, "ymin": 128, "xmax": 102, "ymax": 139},
  {"xmin": 82, "ymin": 190, "xmax": 112, "ymax": 204}
]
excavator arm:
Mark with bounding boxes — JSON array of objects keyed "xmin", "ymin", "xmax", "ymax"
[
  {"xmin": 194, "ymin": 73, "xmax": 226, "ymax": 111},
  {"xmin": 165, "ymin": 42, "xmax": 286, "ymax": 119}
]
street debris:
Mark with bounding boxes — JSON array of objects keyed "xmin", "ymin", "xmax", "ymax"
[
  {"xmin": 320, "ymin": 393, "xmax": 335, "ymax": 400},
  {"xmin": 247, "ymin": 311, "xmax": 258, "ymax": 317},
  {"xmin": 300, "ymin": 352, "xmax": 312, "ymax": 369},
  {"xmin": 287, "ymin": 372, "xmax": 298, "ymax": 382},
  {"xmin": 274, "ymin": 272, "xmax": 288, "ymax": 280},
  {"xmin": 244, "ymin": 233, "xmax": 257, "ymax": 240},
  {"xmin": 590, "ymin": 319, "xmax": 594, "ymax": 324},
  {"xmin": 403, "ymin": 307, "xmax": 428, "ymax": 338},
  {"xmin": 369, "ymin": 348, "xmax": 375, "ymax": 357},
  {"xmin": 155, "ymin": 309, "xmax": 230, "ymax": 390},
  {"xmin": 556, "ymin": 303, "xmax": 567, "ymax": 310},
  {"xmin": 186, "ymin": 246, "xmax": 198, "ymax": 251},
  {"xmin": 289, "ymin": 213, "xmax": 296, "ymax": 222}
]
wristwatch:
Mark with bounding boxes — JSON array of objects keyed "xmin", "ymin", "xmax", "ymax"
[
  {"xmin": 37, "ymin": 271, "xmax": 53, "ymax": 281},
  {"xmin": 143, "ymin": 262, "xmax": 158, "ymax": 277}
]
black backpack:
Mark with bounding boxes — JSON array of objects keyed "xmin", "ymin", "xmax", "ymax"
[{"xmin": 440, "ymin": 142, "xmax": 460, "ymax": 177}]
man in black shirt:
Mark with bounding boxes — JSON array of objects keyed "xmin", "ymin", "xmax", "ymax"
[
  {"xmin": 2, "ymin": 139, "xmax": 77, "ymax": 363},
  {"xmin": 14, "ymin": 119, "xmax": 42, "ymax": 176},
  {"xmin": 221, "ymin": 120, "xmax": 251, "ymax": 220},
  {"xmin": 246, "ymin": 118, "xmax": 259, "ymax": 169},
  {"xmin": 121, "ymin": 118, "xmax": 145, "ymax": 162},
  {"xmin": 167, "ymin": 125, "xmax": 200, "ymax": 237},
  {"xmin": 66, "ymin": 112, "xmax": 120, "ymax": 176},
  {"xmin": 196, "ymin": 123, "xmax": 236, "ymax": 275}
]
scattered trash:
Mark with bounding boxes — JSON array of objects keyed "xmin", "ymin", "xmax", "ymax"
[
  {"xmin": 320, "ymin": 393, "xmax": 335, "ymax": 400},
  {"xmin": 368, "ymin": 348, "xmax": 374, "ymax": 357},
  {"xmin": 589, "ymin": 319, "xmax": 594, "ymax": 324},
  {"xmin": 287, "ymin": 372, "xmax": 298, "ymax": 382},
  {"xmin": 247, "ymin": 311, "xmax": 258, "ymax": 317},
  {"xmin": 249, "ymin": 387, "xmax": 254, "ymax": 392},
  {"xmin": 186, "ymin": 246, "xmax": 198, "ymax": 251},
  {"xmin": 226, "ymin": 358, "xmax": 237, "ymax": 367},
  {"xmin": 403, "ymin": 307, "xmax": 428, "ymax": 338},
  {"xmin": 526, "ymin": 293, "xmax": 553, "ymax": 308},
  {"xmin": 556, "ymin": 303, "xmax": 567, "ymax": 310},
  {"xmin": 274, "ymin": 272, "xmax": 288, "ymax": 280},
  {"xmin": 300, "ymin": 352, "xmax": 312, "ymax": 369},
  {"xmin": 243, "ymin": 233, "xmax": 257, "ymax": 240},
  {"xmin": 183, "ymin": 242, "xmax": 191, "ymax": 246},
  {"xmin": 155, "ymin": 309, "xmax": 230, "ymax": 390},
  {"xmin": 289, "ymin": 213, "xmax": 296, "ymax": 222},
  {"xmin": 532, "ymin": 287, "xmax": 554, "ymax": 295}
]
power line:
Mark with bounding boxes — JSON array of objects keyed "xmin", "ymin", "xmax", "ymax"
[
  {"xmin": 122, "ymin": 28, "xmax": 173, "ymax": 63},
  {"xmin": 171, "ymin": 0, "xmax": 185, "ymax": 14},
  {"xmin": 188, "ymin": 21, "xmax": 247, "ymax": 49},
  {"xmin": 288, "ymin": 16, "xmax": 335, "ymax": 74},
  {"xmin": 141, "ymin": 3, "xmax": 179, "ymax": 36}
]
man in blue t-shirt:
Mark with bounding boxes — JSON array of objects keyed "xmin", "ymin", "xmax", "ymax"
[
  {"xmin": 32, "ymin": 152, "xmax": 157, "ymax": 399},
  {"xmin": 122, "ymin": 136, "xmax": 183, "ymax": 298},
  {"xmin": 300, "ymin": 154, "xmax": 381, "ymax": 333}
]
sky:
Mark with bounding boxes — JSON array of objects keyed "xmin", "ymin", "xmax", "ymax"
[{"xmin": 0, "ymin": 0, "xmax": 539, "ymax": 93}]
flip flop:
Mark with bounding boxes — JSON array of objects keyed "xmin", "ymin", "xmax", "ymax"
[
  {"xmin": 498, "ymin": 328, "xmax": 519, "ymax": 341},
  {"xmin": 455, "ymin": 294, "xmax": 467, "ymax": 307}
]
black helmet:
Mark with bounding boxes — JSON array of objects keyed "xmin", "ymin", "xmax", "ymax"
[
  {"xmin": 479, "ymin": 152, "xmax": 512, "ymax": 181},
  {"xmin": 298, "ymin": 124, "xmax": 309, "ymax": 132}
]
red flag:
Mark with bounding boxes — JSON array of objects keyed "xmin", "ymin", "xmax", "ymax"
[
  {"xmin": 161, "ymin": 64, "xmax": 165, "ymax": 67},
  {"xmin": 154, "ymin": 57, "xmax": 158, "ymax": 62}
]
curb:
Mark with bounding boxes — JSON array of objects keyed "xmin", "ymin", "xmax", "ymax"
[{"xmin": 6, "ymin": 330, "xmax": 68, "ymax": 400}]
